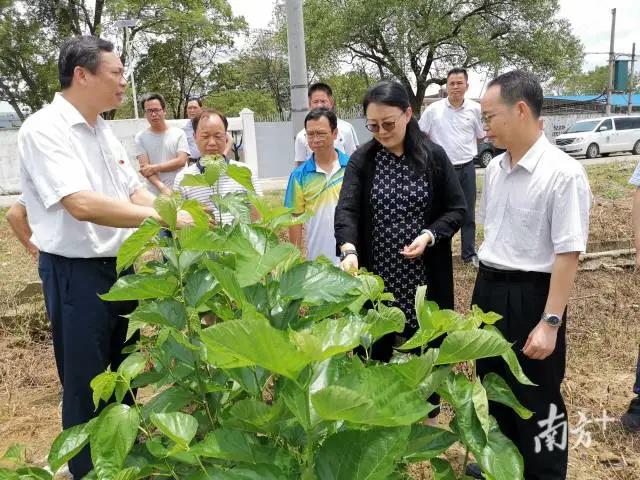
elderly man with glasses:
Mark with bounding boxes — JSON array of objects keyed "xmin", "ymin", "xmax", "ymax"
[{"xmin": 135, "ymin": 92, "xmax": 189, "ymax": 195}]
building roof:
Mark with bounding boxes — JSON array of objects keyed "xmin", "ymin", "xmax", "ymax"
[{"xmin": 545, "ymin": 93, "xmax": 640, "ymax": 107}]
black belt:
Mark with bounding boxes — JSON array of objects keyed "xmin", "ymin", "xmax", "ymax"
[
  {"xmin": 478, "ymin": 262, "xmax": 550, "ymax": 283},
  {"xmin": 41, "ymin": 252, "xmax": 117, "ymax": 263},
  {"xmin": 453, "ymin": 161, "xmax": 473, "ymax": 170}
]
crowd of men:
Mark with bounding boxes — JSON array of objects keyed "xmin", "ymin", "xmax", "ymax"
[{"xmin": 4, "ymin": 34, "xmax": 640, "ymax": 480}]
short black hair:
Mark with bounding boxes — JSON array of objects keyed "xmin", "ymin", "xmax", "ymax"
[
  {"xmin": 447, "ymin": 68, "xmax": 468, "ymax": 81},
  {"xmin": 488, "ymin": 70, "xmax": 543, "ymax": 119},
  {"xmin": 58, "ymin": 36, "xmax": 114, "ymax": 89},
  {"xmin": 192, "ymin": 108, "xmax": 228, "ymax": 133},
  {"xmin": 141, "ymin": 92, "xmax": 166, "ymax": 111},
  {"xmin": 187, "ymin": 98, "xmax": 203, "ymax": 107},
  {"xmin": 304, "ymin": 108, "xmax": 337, "ymax": 130},
  {"xmin": 308, "ymin": 82, "xmax": 333, "ymax": 99}
]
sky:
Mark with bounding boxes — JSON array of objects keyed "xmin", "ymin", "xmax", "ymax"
[{"xmin": 1, "ymin": 0, "xmax": 638, "ymax": 112}]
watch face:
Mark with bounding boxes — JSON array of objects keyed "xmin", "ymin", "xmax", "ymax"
[{"xmin": 545, "ymin": 315, "xmax": 562, "ymax": 326}]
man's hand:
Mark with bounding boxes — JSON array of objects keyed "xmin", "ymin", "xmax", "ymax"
[
  {"xmin": 400, "ymin": 232, "xmax": 432, "ymax": 259},
  {"xmin": 522, "ymin": 320, "xmax": 558, "ymax": 360},
  {"xmin": 636, "ymin": 250, "xmax": 640, "ymax": 270},
  {"xmin": 26, "ymin": 242, "xmax": 39, "ymax": 263},
  {"xmin": 176, "ymin": 210, "xmax": 194, "ymax": 229},
  {"xmin": 139, "ymin": 164, "xmax": 157, "ymax": 178},
  {"xmin": 159, "ymin": 185, "xmax": 172, "ymax": 196},
  {"xmin": 340, "ymin": 253, "xmax": 359, "ymax": 273}
]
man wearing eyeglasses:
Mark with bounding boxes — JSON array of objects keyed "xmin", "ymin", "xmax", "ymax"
[
  {"xmin": 135, "ymin": 92, "xmax": 189, "ymax": 195},
  {"xmin": 286, "ymin": 108, "xmax": 349, "ymax": 264},
  {"xmin": 418, "ymin": 68, "xmax": 484, "ymax": 267},
  {"xmin": 294, "ymin": 82, "xmax": 359, "ymax": 166}
]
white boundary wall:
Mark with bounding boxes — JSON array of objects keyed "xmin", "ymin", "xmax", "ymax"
[{"xmin": 0, "ymin": 109, "xmax": 257, "ymax": 194}]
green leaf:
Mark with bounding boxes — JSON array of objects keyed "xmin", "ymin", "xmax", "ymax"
[
  {"xmin": 0, "ymin": 467, "xmax": 19, "ymax": 480},
  {"xmin": 402, "ymin": 424, "xmax": 457, "ymax": 462},
  {"xmin": 280, "ymin": 378, "xmax": 311, "ymax": 431},
  {"xmin": 430, "ymin": 458, "xmax": 456, "ymax": 480},
  {"xmin": 180, "ymin": 173, "xmax": 210, "ymax": 187},
  {"xmin": 202, "ymin": 155, "xmax": 227, "ymax": 185},
  {"xmin": 235, "ymin": 243, "xmax": 298, "ymax": 287},
  {"xmin": 127, "ymin": 299, "xmax": 187, "ymax": 330},
  {"xmin": 389, "ymin": 349, "xmax": 437, "ymax": 388},
  {"xmin": 469, "ymin": 304, "xmax": 502, "ymax": 326},
  {"xmin": 366, "ymin": 304, "xmax": 405, "ymax": 341},
  {"xmin": 150, "ymin": 412, "xmax": 198, "ymax": 449},
  {"xmin": 483, "ymin": 373, "xmax": 533, "ymax": 419},
  {"xmin": 279, "ymin": 262, "xmax": 361, "ymax": 304},
  {"xmin": 2, "ymin": 444, "xmax": 25, "ymax": 463},
  {"xmin": 203, "ymin": 259, "xmax": 247, "ymax": 305},
  {"xmin": 190, "ymin": 429, "xmax": 268, "ymax": 463},
  {"xmin": 472, "ymin": 377, "xmax": 491, "ymax": 437},
  {"xmin": 180, "ymin": 200, "xmax": 212, "ymax": 229},
  {"xmin": 117, "ymin": 352, "xmax": 146, "ymax": 382},
  {"xmin": 142, "ymin": 387, "xmax": 195, "ymax": 421},
  {"xmin": 100, "ymin": 273, "xmax": 179, "ymax": 301},
  {"xmin": 226, "ymin": 163, "xmax": 256, "ymax": 193},
  {"xmin": 200, "ymin": 318, "xmax": 311, "ymax": 379},
  {"xmin": 112, "ymin": 466, "xmax": 142, "ymax": 480},
  {"xmin": 314, "ymin": 427, "xmax": 410, "ymax": 480},
  {"xmin": 312, "ymin": 365, "xmax": 435, "ymax": 426},
  {"xmin": 435, "ymin": 329, "xmax": 512, "ymax": 365},
  {"xmin": 212, "ymin": 192, "xmax": 251, "ymax": 223},
  {"xmin": 483, "ymin": 325, "xmax": 536, "ymax": 386},
  {"xmin": 90, "ymin": 404, "xmax": 140, "ymax": 480},
  {"xmin": 116, "ymin": 218, "xmax": 161, "ymax": 274},
  {"xmin": 13, "ymin": 467, "xmax": 52, "ymax": 480},
  {"xmin": 48, "ymin": 421, "xmax": 94, "ymax": 473},
  {"xmin": 177, "ymin": 227, "xmax": 225, "ymax": 251},
  {"xmin": 185, "ymin": 464, "xmax": 286, "ymax": 480},
  {"xmin": 475, "ymin": 423, "xmax": 525, "ymax": 480},
  {"xmin": 184, "ymin": 269, "xmax": 219, "ymax": 307},
  {"xmin": 291, "ymin": 317, "xmax": 369, "ymax": 361},
  {"xmin": 90, "ymin": 371, "xmax": 118, "ymax": 409},
  {"xmin": 224, "ymin": 399, "xmax": 287, "ymax": 434},
  {"xmin": 154, "ymin": 195, "xmax": 178, "ymax": 231}
]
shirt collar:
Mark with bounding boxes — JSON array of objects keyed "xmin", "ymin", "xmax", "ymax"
[
  {"xmin": 302, "ymin": 149, "xmax": 349, "ymax": 174},
  {"xmin": 445, "ymin": 97, "xmax": 466, "ymax": 110},
  {"xmin": 52, "ymin": 92, "xmax": 104, "ymax": 129},
  {"xmin": 499, "ymin": 133, "xmax": 548, "ymax": 173}
]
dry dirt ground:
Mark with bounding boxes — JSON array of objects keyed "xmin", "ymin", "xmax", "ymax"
[{"xmin": 0, "ymin": 160, "xmax": 639, "ymax": 479}]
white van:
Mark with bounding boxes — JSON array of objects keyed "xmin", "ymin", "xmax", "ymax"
[{"xmin": 554, "ymin": 116, "xmax": 640, "ymax": 158}]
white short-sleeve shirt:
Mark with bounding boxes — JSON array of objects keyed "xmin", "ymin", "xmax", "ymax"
[
  {"xmin": 18, "ymin": 93, "xmax": 143, "ymax": 258},
  {"xmin": 418, "ymin": 98, "xmax": 484, "ymax": 165},
  {"xmin": 294, "ymin": 118, "xmax": 359, "ymax": 164},
  {"xmin": 477, "ymin": 134, "xmax": 592, "ymax": 273},
  {"xmin": 134, "ymin": 127, "xmax": 190, "ymax": 194}
]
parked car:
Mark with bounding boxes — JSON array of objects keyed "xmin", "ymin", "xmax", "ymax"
[
  {"xmin": 474, "ymin": 140, "xmax": 506, "ymax": 168},
  {"xmin": 555, "ymin": 115, "xmax": 640, "ymax": 158}
]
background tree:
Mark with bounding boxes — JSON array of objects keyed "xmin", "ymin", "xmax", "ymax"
[
  {"xmin": 298, "ymin": 0, "xmax": 584, "ymax": 112},
  {"xmin": 556, "ymin": 65, "xmax": 609, "ymax": 95}
]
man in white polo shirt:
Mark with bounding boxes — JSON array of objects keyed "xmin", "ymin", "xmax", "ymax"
[
  {"xmin": 18, "ymin": 36, "xmax": 169, "ymax": 478},
  {"xmin": 294, "ymin": 82, "xmax": 359, "ymax": 166},
  {"xmin": 466, "ymin": 70, "xmax": 591, "ymax": 480},
  {"xmin": 419, "ymin": 68, "xmax": 484, "ymax": 266}
]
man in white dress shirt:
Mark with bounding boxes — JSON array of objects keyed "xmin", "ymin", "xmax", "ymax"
[
  {"xmin": 419, "ymin": 68, "xmax": 484, "ymax": 266},
  {"xmin": 18, "ymin": 36, "xmax": 168, "ymax": 478},
  {"xmin": 293, "ymin": 82, "xmax": 359, "ymax": 165},
  {"xmin": 468, "ymin": 70, "xmax": 591, "ymax": 480}
]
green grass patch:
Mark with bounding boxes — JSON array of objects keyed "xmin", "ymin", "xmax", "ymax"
[{"xmin": 585, "ymin": 161, "xmax": 636, "ymax": 200}]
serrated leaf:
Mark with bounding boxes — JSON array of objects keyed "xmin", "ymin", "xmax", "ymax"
[
  {"xmin": 142, "ymin": 387, "xmax": 195, "ymax": 421},
  {"xmin": 116, "ymin": 218, "xmax": 161, "ymax": 274},
  {"xmin": 226, "ymin": 163, "xmax": 255, "ymax": 193},
  {"xmin": 184, "ymin": 269, "xmax": 218, "ymax": 307},
  {"xmin": 402, "ymin": 424, "xmax": 457, "ymax": 462},
  {"xmin": 154, "ymin": 195, "xmax": 178, "ymax": 231},
  {"xmin": 180, "ymin": 174, "xmax": 210, "ymax": 187},
  {"xmin": 90, "ymin": 404, "xmax": 140, "ymax": 480},
  {"xmin": 127, "ymin": 299, "xmax": 187, "ymax": 330},
  {"xmin": 279, "ymin": 262, "xmax": 361, "ymax": 304},
  {"xmin": 100, "ymin": 273, "xmax": 179, "ymax": 301},
  {"xmin": 483, "ymin": 373, "xmax": 533, "ymax": 419}
]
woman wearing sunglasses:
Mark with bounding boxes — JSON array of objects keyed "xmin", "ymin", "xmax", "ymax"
[{"xmin": 335, "ymin": 80, "xmax": 466, "ymax": 361}]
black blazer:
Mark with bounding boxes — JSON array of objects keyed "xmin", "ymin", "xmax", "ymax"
[{"xmin": 334, "ymin": 137, "xmax": 466, "ymax": 310}]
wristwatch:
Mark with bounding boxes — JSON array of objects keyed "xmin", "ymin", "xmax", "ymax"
[
  {"xmin": 541, "ymin": 312, "xmax": 563, "ymax": 328},
  {"xmin": 340, "ymin": 249, "xmax": 358, "ymax": 262}
]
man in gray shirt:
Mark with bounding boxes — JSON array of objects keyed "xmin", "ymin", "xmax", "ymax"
[{"xmin": 135, "ymin": 92, "xmax": 189, "ymax": 195}]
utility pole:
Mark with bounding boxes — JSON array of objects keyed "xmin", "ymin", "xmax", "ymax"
[
  {"xmin": 629, "ymin": 42, "xmax": 636, "ymax": 114},
  {"xmin": 285, "ymin": 0, "xmax": 308, "ymax": 150},
  {"xmin": 114, "ymin": 19, "xmax": 140, "ymax": 118},
  {"xmin": 606, "ymin": 8, "xmax": 616, "ymax": 115}
]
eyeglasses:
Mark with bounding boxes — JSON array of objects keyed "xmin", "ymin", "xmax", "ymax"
[
  {"xmin": 306, "ymin": 131, "xmax": 331, "ymax": 139},
  {"xmin": 480, "ymin": 113, "xmax": 497, "ymax": 126},
  {"xmin": 365, "ymin": 112, "xmax": 405, "ymax": 133},
  {"xmin": 145, "ymin": 108, "xmax": 163, "ymax": 115}
]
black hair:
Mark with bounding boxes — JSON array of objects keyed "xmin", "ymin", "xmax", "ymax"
[
  {"xmin": 304, "ymin": 108, "xmax": 337, "ymax": 130},
  {"xmin": 308, "ymin": 82, "xmax": 333, "ymax": 99},
  {"xmin": 141, "ymin": 92, "xmax": 166, "ymax": 111},
  {"xmin": 58, "ymin": 36, "xmax": 114, "ymax": 89},
  {"xmin": 362, "ymin": 80, "xmax": 429, "ymax": 174},
  {"xmin": 192, "ymin": 108, "xmax": 228, "ymax": 133},
  {"xmin": 447, "ymin": 67, "xmax": 468, "ymax": 81},
  {"xmin": 488, "ymin": 70, "xmax": 543, "ymax": 119},
  {"xmin": 187, "ymin": 97, "xmax": 203, "ymax": 107}
]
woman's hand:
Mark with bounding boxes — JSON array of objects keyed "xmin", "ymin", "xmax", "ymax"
[
  {"xmin": 401, "ymin": 231, "xmax": 433, "ymax": 259},
  {"xmin": 340, "ymin": 253, "xmax": 359, "ymax": 273}
]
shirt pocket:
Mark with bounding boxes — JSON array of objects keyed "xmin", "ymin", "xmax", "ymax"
[{"xmin": 503, "ymin": 206, "xmax": 545, "ymax": 254}]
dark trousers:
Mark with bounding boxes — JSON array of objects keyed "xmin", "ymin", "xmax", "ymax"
[
  {"xmin": 634, "ymin": 346, "xmax": 640, "ymax": 396},
  {"xmin": 38, "ymin": 253, "xmax": 137, "ymax": 478},
  {"xmin": 472, "ymin": 264, "xmax": 567, "ymax": 480},
  {"xmin": 454, "ymin": 161, "xmax": 476, "ymax": 260}
]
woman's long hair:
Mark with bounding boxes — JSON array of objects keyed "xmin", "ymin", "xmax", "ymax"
[{"xmin": 362, "ymin": 80, "xmax": 429, "ymax": 175}]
